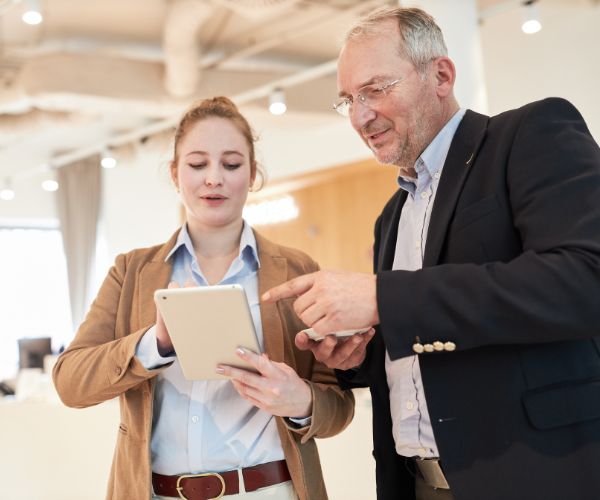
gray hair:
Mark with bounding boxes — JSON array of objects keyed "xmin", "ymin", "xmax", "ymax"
[{"xmin": 345, "ymin": 7, "xmax": 448, "ymax": 73}]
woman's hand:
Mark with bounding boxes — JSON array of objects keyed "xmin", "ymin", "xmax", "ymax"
[{"xmin": 217, "ymin": 348, "xmax": 313, "ymax": 419}]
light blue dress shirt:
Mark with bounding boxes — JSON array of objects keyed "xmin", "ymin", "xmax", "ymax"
[
  {"xmin": 385, "ymin": 109, "xmax": 466, "ymax": 459},
  {"xmin": 136, "ymin": 222, "xmax": 285, "ymax": 475}
]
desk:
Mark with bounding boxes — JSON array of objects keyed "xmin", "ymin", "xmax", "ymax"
[{"xmin": 0, "ymin": 397, "xmax": 119, "ymax": 500}]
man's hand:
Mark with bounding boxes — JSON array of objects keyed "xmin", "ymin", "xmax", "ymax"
[
  {"xmin": 217, "ymin": 348, "xmax": 313, "ymax": 418},
  {"xmin": 295, "ymin": 329, "xmax": 375, "ymax": 370},
  {"xmin": 262, "ymin": 270, "xmax": 380, "ymax": 335}
]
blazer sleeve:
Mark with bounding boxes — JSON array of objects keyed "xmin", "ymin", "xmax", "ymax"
[
  {"xmin": 52, "ymin": 253, "xmax": 166, "ymax": 408},
  {"xmin": 378, "ymin": 98, "xmax": 600, "ymax": 360}
]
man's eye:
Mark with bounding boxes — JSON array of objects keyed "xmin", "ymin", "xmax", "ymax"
[{"xmin": 224, "ymin": 163, "xmax": 241, "ymax": 170}]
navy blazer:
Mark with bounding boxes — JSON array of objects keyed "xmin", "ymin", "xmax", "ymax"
[{"xmin": 338, "ymin": 98, "xmax": 600, "ymax": 500}]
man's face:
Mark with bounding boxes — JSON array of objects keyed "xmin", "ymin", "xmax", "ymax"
[{"xmin": 337, "ymin": 22, "xmax": 441, "ymax": 170}]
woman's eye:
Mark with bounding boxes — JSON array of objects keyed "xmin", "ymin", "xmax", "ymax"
[
  {"xmin": 224, "ymin": 163, "xmax": 241, "ymax": 170},
  {"xmin": 189, "ymin": 163, "xmax": 207, "ymax": 169}
]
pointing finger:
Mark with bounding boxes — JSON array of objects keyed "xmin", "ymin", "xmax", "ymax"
[{"xmin": 261, "ymin": 273, "xmax": 317, "ymax": 302}]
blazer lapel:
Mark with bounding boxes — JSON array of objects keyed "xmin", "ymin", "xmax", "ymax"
[
  {"xmin": 379, "ymin": 190, "xmax": 407, "ymax": 271},
  {"xmin": 424, "ymin": 110, "xmax": 489, "ymax": 267},
  {"xmin": 136, "ymin": 232, "xmax": 178, "ymax": 329},
  {"xmin": 255, "ymin": 233, "xmax": 287, "ymax": 363}
]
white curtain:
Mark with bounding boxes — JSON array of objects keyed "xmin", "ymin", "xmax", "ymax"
[{"xmin": 55, "ymin": 155, "xmax": 102, "ymax": 333}]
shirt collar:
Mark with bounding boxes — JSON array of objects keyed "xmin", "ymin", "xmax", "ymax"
[
  {"xmin": 165, "ymin": 220, "xmax": 260, "ymax": 268},
  {"xmin": 397, "ymin": 108, "xmax": 467, "ymax": 192}
]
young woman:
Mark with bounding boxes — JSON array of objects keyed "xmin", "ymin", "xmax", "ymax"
[{"xmin": 53, "ymin": 97, "xmax": 354, "ymax": 500}]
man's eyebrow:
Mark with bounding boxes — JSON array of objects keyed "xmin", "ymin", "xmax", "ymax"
[{"xmin": 338, "ymin": 76, "xmax": 385, "ymax": 97}]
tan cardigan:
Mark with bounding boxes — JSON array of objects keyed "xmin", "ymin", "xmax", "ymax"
[{"xmin": 53, "ymin": 230, "xmax": 354, "ymax": 500}]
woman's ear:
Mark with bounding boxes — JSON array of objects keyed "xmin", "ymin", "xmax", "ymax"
[
  {"xmin": 169, "ymin": 160, "xmax": 179, "ymax": 191},
  {"xmin": 249, "ymin": 162, "xmax": 257, "ymax": 191}
]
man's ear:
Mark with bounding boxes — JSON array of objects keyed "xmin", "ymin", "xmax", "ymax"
[{"xmin": 433, "ymin": 56, "xmax": 456, "ymax": 98}]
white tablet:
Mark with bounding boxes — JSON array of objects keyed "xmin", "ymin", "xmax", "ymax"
[{"xmin": 154, "ymin": 284, "xmax": 261, "ymax": 380}]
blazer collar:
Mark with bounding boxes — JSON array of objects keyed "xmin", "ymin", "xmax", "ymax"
[
  {"xmin": 378, "ymin": 110, "xmax": 488, "ymax": 270},
  {"xmin": 423, "ymin": 109, "xmax": 489, "ymax": 266}
]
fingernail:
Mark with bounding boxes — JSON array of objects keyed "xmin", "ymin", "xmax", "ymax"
[
  {"xmin": 236, "ymin": 347, "xmax": 246, "ymax": 356},
  {"xmin": 215, "ymin": 366, "xmax": 224, "ymax": 374},
  {"xmin": 261, "ymin": 292, "xmax": 270, "ymax": 301}
]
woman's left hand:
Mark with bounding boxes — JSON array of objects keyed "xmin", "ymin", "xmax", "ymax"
[{"xmin": 217, "ymin": 348, "xmax": 312, "ymax": 419}]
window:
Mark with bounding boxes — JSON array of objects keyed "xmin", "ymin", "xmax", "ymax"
[{"xmin": 0, "ymin": 220, "xmax": 72, "ymax": 380}]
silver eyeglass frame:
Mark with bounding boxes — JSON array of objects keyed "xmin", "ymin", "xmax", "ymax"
[{"xmin": 333, "ymin": 78, "xmax": 401, "ymax": 117}]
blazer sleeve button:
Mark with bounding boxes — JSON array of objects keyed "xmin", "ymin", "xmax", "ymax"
[
  {"xmin": 423, "ymin": 344, "xmax": 434, "ymax": 353},
  {"xmin": 412, "ymin": 343, "xmax": 424, "ymax": 354},
  {"xmin": 433, "ymin": 341, "xmax": 444, "ymax": 351},
  {"xmin": 443, "ymin": 341, "xmax": 456, "ymax": 352}
]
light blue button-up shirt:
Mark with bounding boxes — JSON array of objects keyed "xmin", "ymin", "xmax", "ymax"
[
  {"xmin": 385, "ymin": 109, "xmax": 466, "ymax": 458},
  {"xmin": 136, "ymin": 222, "xmax": 285, "ymax": 475}
]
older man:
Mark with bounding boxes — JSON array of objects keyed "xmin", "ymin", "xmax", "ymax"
[{"xmin": 263, "ymin": 7, "xmax": 600, "ymax": 500}]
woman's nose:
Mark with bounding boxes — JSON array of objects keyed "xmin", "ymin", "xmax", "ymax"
[{"xmin": 204, "ymin": 167, "xmax": 223, "ymax": 186}]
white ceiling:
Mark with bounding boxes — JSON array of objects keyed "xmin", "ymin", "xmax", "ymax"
[
  {"xmin": 0, "ymin": 0, "xmax": 381, "ymax": 183},
  {"xmin": 0, "ymin": 0, "xmax": 597, "ymax": 194}
]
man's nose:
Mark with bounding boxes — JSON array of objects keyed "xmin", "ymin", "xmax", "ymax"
[{"xmin": 350, "ymin": 100, "xmax": 377, "ymax": 132}]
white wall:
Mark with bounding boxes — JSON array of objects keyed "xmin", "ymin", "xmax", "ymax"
[
  {"xmin": 480, "ymin": 0, "xmax": 600, "ymax": 139},
  {"xmin": 101, "ymin": 139, "xmax": 180, "ymax": 260}
]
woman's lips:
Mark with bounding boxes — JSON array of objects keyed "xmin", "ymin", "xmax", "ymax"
[{"xmin": 201, "ymin": 195, "xmax": 227, "ymax": 206}]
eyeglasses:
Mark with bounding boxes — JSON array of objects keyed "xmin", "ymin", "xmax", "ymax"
[{"xmin": 333, "ymin": 79, "xmax": 401, "ymax": 117}]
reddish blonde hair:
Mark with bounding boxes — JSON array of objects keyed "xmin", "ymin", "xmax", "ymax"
[{"xmin": 173, "ymin": 96, "xmax": 258, "ymax": 180}]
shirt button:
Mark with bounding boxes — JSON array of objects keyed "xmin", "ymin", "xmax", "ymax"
[
  {"xmin": 420, "ymin": 192, "xmax": 428, "ymax": 199},
  {"xmin": 114, "ymin": 367, "xmax": 122, "ymax": 375},
  {"xmin": 415, "ymin": 240, "xmax": 421, "ymax": 248},
  {"xmin": 434, "ymin": 172, "xmax": 441, "ymax": 179},
  {"xmin": 406, "ymin": 401, "xmax": 415, "ymax": 410},
  {"xmin": 191, "ymin": 416, "xmax": 199, "ymax": 424}
]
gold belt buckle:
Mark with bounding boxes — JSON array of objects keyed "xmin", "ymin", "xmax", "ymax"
[{"xmin": 176, "ymin": 472, "xmax": 226, "ymax": 500}]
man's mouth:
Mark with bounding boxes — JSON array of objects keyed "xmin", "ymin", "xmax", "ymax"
[{"xmin": 365, "ymin": 128, "xmax": 390, "ymax": 145}]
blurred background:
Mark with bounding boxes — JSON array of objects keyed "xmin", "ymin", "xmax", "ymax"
[{"xmin": 0, "ymin": 0, "xmax": 598, "ymax": 498}]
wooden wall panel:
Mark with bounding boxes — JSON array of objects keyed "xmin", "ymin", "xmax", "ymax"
[{"xmin": 248, "ymin": 159, "xmax": 399, "ymax": 272}]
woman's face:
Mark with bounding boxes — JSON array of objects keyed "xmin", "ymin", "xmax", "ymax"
[{"xmin": 171, "ymin": 117, "xmax": 255, "ymax": 231}]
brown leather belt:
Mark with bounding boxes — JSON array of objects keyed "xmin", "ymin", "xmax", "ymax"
[{"xmin": 152, "ymin": 460, "xmax": 291, "ymax": 499}]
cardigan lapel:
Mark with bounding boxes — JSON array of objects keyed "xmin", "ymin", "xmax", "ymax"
[
  {"xmin": 423, "ymin": 110, "xmax": 489, "ymax": 267},
  {"xmin": 136, "ymin": 231, "xmax": 178, "ymax": 329},
  {"xmin": 254, "ymin": 232, "xmax": 287, "ymax": 364}
]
